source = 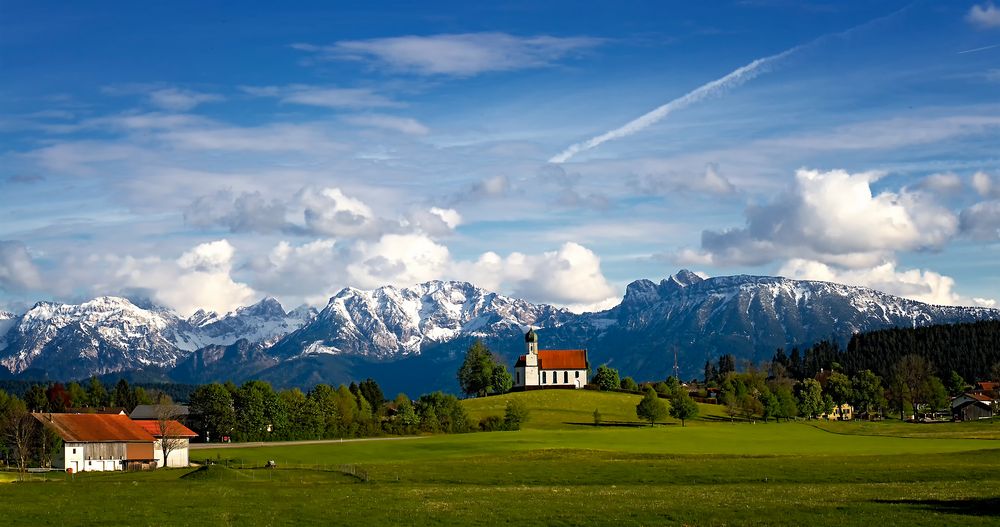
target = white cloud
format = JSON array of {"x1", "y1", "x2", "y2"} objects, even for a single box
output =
[
  {"x1": 960, "y1": 200, "x2": 1000, "y2": 240},
  {"x1": 344, "y1": 114, "x2": 429, "y2": 135},
  {"x1": 177, "y1": 240, "x2": 237, "y2": 273},
  {"x1": 257, "y1": 237, "x2": 617, "y2": 310},
  {"x1": 912, "y1": 172, "x2": 963, "y2": 195},
  {"x1": 296, "y1": 33, "x2": 603, "y2": 76},
  {"x1": 241, "y1": 85, "x2": 398, "y2": 109},
  {"x1": 968, "y1": 2, "x2": 1000, "y2": 29},
  {"x1": 348, "y1": 234, "x2": 452, "y2": 288},
  {"x1": 778, "y1": 258, "x2": 992, "y2": 307},
  {"x1": 161, "y1": 122, "x2": 344, "y2": 152},
  {"x1": 0, "y1": 241, "x2": 42, "y2": 292},
  {"x1": 694, "y1": 168, "x2": 959, "y2": 267},
  {"x1": 109, "y1": 240, "x2": 256, "y2": 317},
  {"x1": 148, "y1": 88, "x2": 223, "y2": 111},
  {"x1": 971, "y1": 171, "x2": 998, "y2": 197},
  {"x1": 633, "y1": 163, "x2": 738, "y2": 196},
  {"x1": 294, "y1": 187, "x2": 382, "y2": 238},
  {"x1": 456, "y1": 242, "x2": 618, "y2": 307}
]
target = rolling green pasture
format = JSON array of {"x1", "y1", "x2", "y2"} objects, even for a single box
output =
[{"x1": 1, "y1": 391, "x2": 998, "y2": 526}]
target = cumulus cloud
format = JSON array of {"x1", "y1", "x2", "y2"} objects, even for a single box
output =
[
  {"x1": 184, "y1": 190, "x2": 289, "y2": 233},
  {"x1": 110, "y1": 240, "x2": 256, "y2": 317},
  {"x1": 240, "y1": 85, "x2": 398, "y2": 109},
  {"x1": 343, "y1": 114, "x2": 429, "y2": 135},
  {"x1": 256, "y1": 237, "x2": 617, "y2": 311},
  {"x1": 455, "y1": 242, "x2": 618, "y2": 308},
  {"x1": 971, "y1": 171, "x2": 999, "y2": 197},
  {"x1": 295, "y1": 187, "x2": 382, "y2": 238},
  {"x1": 0, "y1": 241, "x2": 43, "y2": 293},
  {"x1": 294, "y1": 33, "x2": 602, "y2": 76},
  {"x1": 689, "y1": 168, "x2": 959, "y2": 267},
  {"x1": 778, "y1": 258, "x2": 994, "y2": 307},
  {"x1": 960, "y1": 200, "x2": 1000, "y2": 240},
  {"x1": 968, "y1": 2, "x2": 1000, "y2": 29}
]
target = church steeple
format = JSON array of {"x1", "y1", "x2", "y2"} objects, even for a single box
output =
[{"x1": 525, "y1": 328, "x2": 538, "y2": 355}]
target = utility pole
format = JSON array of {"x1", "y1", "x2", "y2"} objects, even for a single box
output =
[{"x1": 672, "y1": 346, "x2": 680, "y2": 380}]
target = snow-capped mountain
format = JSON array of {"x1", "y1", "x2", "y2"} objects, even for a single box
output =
[
  {"x1": 0, "y1": 297, "x2": 194, "y2": 379},
  {"x1": 1, "y1": 271, "x2": 997, "y2": 392},
  {"x1": 0, "y1": 296, "x2": 314, "y2": 380},
  {"x1": 540, "y1": 270, "x2": 1000, "y2": 379},
  {"x1": 189, "y1": 298, "x2": 317, "y2": 348},
  {"x1": 268, "y1": 280, "x2": 573, "y2": 360}
]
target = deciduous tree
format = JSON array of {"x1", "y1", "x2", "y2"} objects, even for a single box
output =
[{"x1": 636, "y1": 386, "x2": 667, "y2": 426}]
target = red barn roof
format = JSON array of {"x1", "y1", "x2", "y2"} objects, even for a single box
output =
[
  {"x1": 34, "y1": 413, "x2": 155, "y2": 442},
  {"x1": 134, "y1": 420, "x2": 198, "y2": 438}
]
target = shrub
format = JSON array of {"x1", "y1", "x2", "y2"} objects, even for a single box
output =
[
  {"x1": 503, "y1": 399, "x2": 530, "y2": 430},
  {"x1": 478, "y1": 415, "x2": 505, "y2": 432}
]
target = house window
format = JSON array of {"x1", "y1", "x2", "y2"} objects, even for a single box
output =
[{"x1": 564, "y1": 371, "x2": 568, "y2": 383}]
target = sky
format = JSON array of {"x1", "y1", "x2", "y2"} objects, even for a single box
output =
[{"x1": 2, "y1": 0, "x2": 1000, "y2": 317}]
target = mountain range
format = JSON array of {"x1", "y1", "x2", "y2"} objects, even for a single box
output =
[{"x1": 1, "y1": 270, "x2": 997, "y2": 395}]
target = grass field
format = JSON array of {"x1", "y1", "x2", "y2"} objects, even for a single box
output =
[{"x1": 1, "y1": 390, "x2": 999, "y2": 526}]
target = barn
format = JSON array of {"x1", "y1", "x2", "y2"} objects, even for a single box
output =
[
  {"x1": 133, "y1": 419, "x2": 198, "y2": 468},
  {"x1": 951, "y1": 393, "x2": 995, "y2": 421},
  {"x1": 34, "y1": 413, "x2": 157, "y2": 472}
]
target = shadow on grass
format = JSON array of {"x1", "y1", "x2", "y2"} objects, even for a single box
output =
[
  {"x1": 564, "y1": 421, "x2": 676, "y2": 428},
  {"x1": 874, "y1": 497, "x2": 1000, "y2": 517}
]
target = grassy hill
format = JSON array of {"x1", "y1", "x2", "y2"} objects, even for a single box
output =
[
  {"x1": 462, "y1": 388, "x2": 727, "y2": 429},
  {"x1": 3, "y1": 391, "x2": 1000, "y2": 526}
]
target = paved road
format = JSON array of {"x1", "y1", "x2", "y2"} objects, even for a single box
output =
[{"x1": 189, "y1": 435, "x2": 427, "y2": 450}]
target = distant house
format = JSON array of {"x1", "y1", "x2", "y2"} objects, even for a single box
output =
[
  {"x1": 973, "y1": 382, "x2": 998, "y2": 396},
  {"x1": 34, "y1": 413, "x2": 157, "y2": 472},
  {"x1": 513, "y1": 328, "x2": 588, "y2": 390},
  {"x1": 951, "y1": 393, "x2": 995, "y2": 421},
  {"x1": 130, "y1": 404, "x2": 190, "y2": 422},
  {"x1": 820, "y1": 403, "x2": 854, "y2": 421},
  {"x1": 133, "y1": 420, "x2": 198, "y2": 468}
]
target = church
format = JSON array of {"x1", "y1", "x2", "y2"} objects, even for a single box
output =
[{"x1": 513, "y1": 328, "x2": 588, "y2": 390}]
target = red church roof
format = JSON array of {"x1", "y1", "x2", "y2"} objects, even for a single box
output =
[{"x1": 516, "y1": 349, "x2": 587, "y2": 370}]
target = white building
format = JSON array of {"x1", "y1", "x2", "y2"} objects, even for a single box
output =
[
  {"x1": 513, "y1": 328, "x2": 588, "y2": 390},
  {"x1": 134, "y1": 420, "x2": 198, "y2": 468},
  {"x1": 34, "y1": 413, "x2": 157, "y2": 472}
]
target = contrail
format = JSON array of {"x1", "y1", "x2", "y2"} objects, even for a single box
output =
[
  {"x1": 548, "y1": 47, "x2": 798, "y2": 163},
  {"x1": 549, "y1": 5, "x2": 913, "y2": 164},
  {"x1": 958, "y1": 43, "x2": 1000, "y2": 54}
]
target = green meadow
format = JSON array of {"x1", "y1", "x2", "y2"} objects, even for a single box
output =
[{"x1": 2, "y1": 390, "x2": 999, "y2": 526}]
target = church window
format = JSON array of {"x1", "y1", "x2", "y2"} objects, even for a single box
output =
[
  {"x1": 575, "y1": 371, "x2": 580, "y2": 379},
  {"x1": 516, "y1": 372, "x2": 520, "y2": 384},
  {"x1": 564, "y1": 371, "x2": 568, "y2": 383},
  {"x1": 542, "y1": 372, "x2": 547, "y2": 383}
]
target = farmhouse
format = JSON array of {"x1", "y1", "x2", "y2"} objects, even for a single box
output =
[
  {"x1": 133, "y1": 419, "x2": 198, "y2": 468},
  {"x1": 951, "y1": 393, "x2": 995, "y2": 421},
  {"x1": 34, "y1": 413, "x2": 157, "y2": 472},
  {"x1": 820, "y1": 403, "x2": 854, "y2": 421},
  {"x1": 513, "y1": 328, "x2": 588, "y2": 390}
]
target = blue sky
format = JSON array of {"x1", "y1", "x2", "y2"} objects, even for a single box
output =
[{"x1": 2, "y1": 0, "x2": 1000, "y2": 316}]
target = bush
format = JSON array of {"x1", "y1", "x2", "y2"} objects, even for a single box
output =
[
  {"x1": 478, "y1": 415, "x2": 505, "y2": 432},
  {"x1": 503, "y1": 399, "x2": 530, "y2": 431},
  {"x1": 592, "y1": 365, "x2": 621, "y2": 391},
  {"x1": 620, "y1": 377, "x2": 639, "y2": 392}
]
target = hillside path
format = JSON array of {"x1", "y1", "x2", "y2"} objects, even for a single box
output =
[{"x1": 190, "y1": 436, "x2": 427, "y2": 450}]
